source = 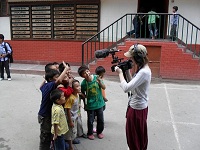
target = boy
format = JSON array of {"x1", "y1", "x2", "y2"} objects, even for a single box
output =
[
  {"x1": 170, "y1": 6, "x2": 179, "y2": 41},
  {"x1": 147, "y1": 8, "x2": 160, "y2": 39},
  {"x1": 50, "y1": 89, "x2": 69, "y2": 150},
  {"x1": 64, "y1": 80, "x2": 81, "y2": 150},
  {"x1": 95, "y1": 66, "x2": 108, "y2": 102},
  {"x1": 78, "y1": 65, "x2": 105, "y2": 140},
  {"x1": 38, "y1": 61, "x2": 69, "y2": 150}
]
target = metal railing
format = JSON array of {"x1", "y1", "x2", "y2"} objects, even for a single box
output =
[{"x1": 82, "y1": 13, "x2": 200, "y2": 65}]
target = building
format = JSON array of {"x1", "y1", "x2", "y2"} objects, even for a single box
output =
[{"x1": 0, "y1": 0, "x2": 200, "y2": 79}]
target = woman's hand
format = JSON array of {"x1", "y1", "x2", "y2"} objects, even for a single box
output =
[{"x1": 115, "y1": 66, "x2": 123, "y2": 74}]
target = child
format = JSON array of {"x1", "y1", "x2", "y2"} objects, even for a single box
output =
[
  {"x1": 60, "y1": 62, "x2": 87, "y2": 140},
  {"x1": 78, "y1": 65, "x2": 105, "y2": 140},
  {"x1": 64, "y1": 80, "x2": 81, "y2": 150},
  {"x1": 38, "y1": 61, "x2": 69, "y2": 150},
  {"x1": 59, "y1": 62, "x2": 74, "y2": 87},
  {"x1": 95, "y1": 66, "x2": 108, "y2": 102},
  {"x1": 50, "y1": 89, "x2": 69, "y2": 150},
  {"x1": 147, "y1": 8, "x2": 160, "y2": 39},
  {"x1": 76, "y1": 94, "x2": 87, "y2": 139},
  {"x1": 53, "y1": 62, "x2": 60, "y2": 71},
  {"x1": 45, "y1": 63, "x2": 58, "y2": 73},
  {"x1": 170, "y1": 6, "x2": 179, "y2": 41},
  {"x1": 40, "y1": 63, "x2": 60, "y2": 88}
]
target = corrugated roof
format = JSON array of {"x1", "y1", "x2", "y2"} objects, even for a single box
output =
[{"x1": 8, "y1": 0, "x2": 66, "y2": 2}]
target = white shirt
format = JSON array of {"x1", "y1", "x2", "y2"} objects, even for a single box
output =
[
  {"x1": 0, "y1": 42, "x2": 12, "y2": 61},
  {"x1": 120, "y1": 65, "x2": 151, "y2": 110}
]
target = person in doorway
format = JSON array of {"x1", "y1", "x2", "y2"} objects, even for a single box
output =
[
  {"x1": 115, "y1": 44, "x2": 151, "y2": 150},
  {"x1": 0, "y1": 34, "x2": 12, "y2": 81},
  {"x1": 170, "y1": 6, "x2": 179, "y2": 41},
  {"x1": 147, "y1": 8, "x2": 160, "y2": 39}
]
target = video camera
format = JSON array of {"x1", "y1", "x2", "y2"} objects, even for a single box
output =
[{"x1": 95, "y1": 49, "x2": 133, "y2": 72}]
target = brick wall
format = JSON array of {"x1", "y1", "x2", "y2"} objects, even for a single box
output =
[
  {"x1": 90, "y1": 40, "x2": 200, "y2": 80},
  {"x1": 6, "y1": 40, "x2": 83, "y2": 65},
  {"x1": 6, "y1": 40, "x2": 200, "y2": 80}
]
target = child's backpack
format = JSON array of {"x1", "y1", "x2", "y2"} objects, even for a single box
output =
[{"x1": 3, "y1": 42, "x2": 13, "y2": 63}]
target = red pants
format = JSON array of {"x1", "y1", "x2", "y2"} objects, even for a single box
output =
[{"x1": 126, "y1": 106, "x2": 148, "y2": 150}]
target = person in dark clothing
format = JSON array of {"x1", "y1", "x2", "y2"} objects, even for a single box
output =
[
  {"x1": 0, "y1": 34, "x2": 12, "y2": 81},
  {"x1": 127, "y1": 14, "x2": 144, "y2": 38}
]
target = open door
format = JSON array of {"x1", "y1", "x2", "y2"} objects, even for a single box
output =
[{"x1": 137, "y1": 0, "x2": 169, "y2": 39}]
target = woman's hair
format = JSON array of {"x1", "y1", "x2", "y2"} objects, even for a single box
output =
[
  {"x1": 50, "y1": 88, "x2": 63, "y2": 104},
  {"x1": 78, "y1": 65, "x2": 89, "y2": 77},
  {"x1": 95, "y1": 66, "x2": 106, "y2": 75},
  {"x1": 133, "y1": 53, "x2": 149, "y2": 72}
]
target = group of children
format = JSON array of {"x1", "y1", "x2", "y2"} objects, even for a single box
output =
[{"x1": 38, "y1": 61, "x2": 108, "y2": 150}]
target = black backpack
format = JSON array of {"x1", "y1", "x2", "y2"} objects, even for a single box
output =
[{"x1": 3, "y1": 42, "x2": 13, "y2": 63}]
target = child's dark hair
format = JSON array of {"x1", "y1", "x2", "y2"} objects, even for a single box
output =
[
  {"x1": 45, "y1": 69, "x2": 60, "y2": 82},
  {"x1": 173, "y1": 6, "x2": 178, "y2": 11},
  {"x1": 53, "y1": 62, "x2": 59, "y2": 65},
  {"x1": 0, "y1": 34, "x2": 4, "y2": 40},
  {"x1": 45, "y1": 63, "x2": 55, "y2": 73},
  {"x1": 95, "y1": 66, "x2": 106, "y2": 75},
  {"x1": 78, "y1": 65, "x2": 89, "y2": 77},
  {"x1": 59, "y1": 62, "x2": 70, "y2": 73},
  {"x1": 72, "y1": 79, "x2": 80, "y2": 88},
  {"x1": 50, "y1": 88, "x2": 63, "y2": 104}
]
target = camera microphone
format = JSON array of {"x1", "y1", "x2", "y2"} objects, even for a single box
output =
[
  {"x1": 95, "y1": 49, "x2": 122, "y2": 58},
  {"x1": 95, "y1": 49, "x2": 110, "y2": 58}
]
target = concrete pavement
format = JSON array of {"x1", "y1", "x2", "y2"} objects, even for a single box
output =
[{"x1": 0, "y1": 63, "x2": 200, "y2": 150}]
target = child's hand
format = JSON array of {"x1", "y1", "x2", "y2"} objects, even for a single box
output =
[
  {"x1": 79, "y1": 92, "x2": 85, "y2": 99},
  {"x1": 62, "y1": 61, "x2": 69, "y2": 70},
  {"x1": 57, "y1": 84, "x2": 64, "y2": 88},
  {"x1": 53, "y1": 134, "x2": 58, "y2": 140},
  {"x1": 69, "y1": 122, "x2": 74, "y2": 128},
  {"x1": 68, "y1": 77, "x2": 74, "y2": 87},
  {"x1": 96, "y1": 75, "x2": 102, "y2": 84}
]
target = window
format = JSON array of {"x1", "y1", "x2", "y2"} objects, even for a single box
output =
[
  {"x1": 0, "y1": 0, "x2": 8, "y2": 16},
  {"x1": 10, "y1": 2, "x2": 100, "y2": 40}
]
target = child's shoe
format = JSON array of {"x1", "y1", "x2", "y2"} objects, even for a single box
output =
[
  {"x1": 72, "y1": 138, "x2": 80, "y2": 144},
  {"x1": 97, "y1": 133, "x2": 104, "y2": 139},
  {"x1": 88, "y1": 134, "x2": 95, "y2": 140}
]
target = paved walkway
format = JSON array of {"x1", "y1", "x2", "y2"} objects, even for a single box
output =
[{"x1": 0, "y1": 63, "x2": 200, "y2": 150}]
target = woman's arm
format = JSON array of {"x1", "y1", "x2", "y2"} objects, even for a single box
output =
[{"x1": 116, "y1": 66, "x2": 145, "y2": 93}]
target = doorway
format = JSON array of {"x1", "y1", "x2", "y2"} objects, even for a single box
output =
[{"x1": 137, "y1": 0, "x2": 169, "y2": 38}]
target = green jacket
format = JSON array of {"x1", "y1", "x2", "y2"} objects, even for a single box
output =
[
  {"x1": 81, "y1": 75, "x2": 105, "y2": 110},
  {"x1": 148, "y1": 11, "x2": 159, "y2": 24}
]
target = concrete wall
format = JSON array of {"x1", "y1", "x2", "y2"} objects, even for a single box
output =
[
  {"x1": 0, "y1": 17, "x2": 11, "y2": 40},
  {"x1": 1, "y1": 0, "x2": 200, "y2": 41},
  {"x1": 168, "y1": 0, "x2": 200, "y2": 44},
  {"x1": 100, "y1": 0, "x2": 137, "y2": 29},
  {"x1": 169, "y1": 0, "x2": 200, "y2": 27}
]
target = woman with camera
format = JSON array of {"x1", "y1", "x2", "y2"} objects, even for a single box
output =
[{"x1": 115, "y1": 44, "x2": 151, "y2": 150}]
